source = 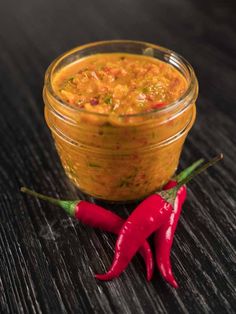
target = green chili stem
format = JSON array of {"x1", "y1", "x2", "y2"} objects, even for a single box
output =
[
  {"x1": 176, "y1": 153, "x2": 223, "y2": 189},
  {"x1": 20, "y1": 187, "x2": 78, "y2": 216},
  {"x1": 174, "y1": 158, "x2": 205, "y2": 182},
  {"x1": 160, "y1": 154, "x2": 223, "y2": 205}
]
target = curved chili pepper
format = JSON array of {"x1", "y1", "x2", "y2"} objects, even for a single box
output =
[
  {"x1": 96, "y1": 154, "x2": 223, "y2": 281},
  {"x1": 95, "y1": 194, "x2": 173, "y2": 281},
  {"x1": 155, "y1": 181, "x2": 186, "y2": 288},
  {"x1": 154, "y1": 157, "x2": 216, "y2": 288},
  {"x1": 20, "y1": 187, "x2": 154, "y2": 281}
]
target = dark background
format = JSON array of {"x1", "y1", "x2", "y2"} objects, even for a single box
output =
[{"x1": 0, "y1": 0, "x2": 236, "y2": 313}]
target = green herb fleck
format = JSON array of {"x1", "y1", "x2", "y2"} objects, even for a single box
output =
[
  {"x1": 68, "y1": 76, "x2": 75, "y2": 82},
  {"x1": 88, "y1": 163, "x2": 101, "y2": 168},
  {"x1": 118, "y1": 175, "x2": 135, "y2": 188},
  {"x1": 118, "y1": 179, "x2": 130, "y2": 188},
  {"x1": 104, "y1": 95, "x2": 113, "y2": 105},
  {"x1": 142, "y1": 87, "x2": 149, "y2": 93}
]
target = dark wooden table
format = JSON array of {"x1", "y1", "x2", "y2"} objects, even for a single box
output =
[{"x1": 0, "y1": 0, "x2": 235, "y2": 313}]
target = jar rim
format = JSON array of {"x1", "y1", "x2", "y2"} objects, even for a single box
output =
[{"x1": 45, "y1": 40, "x2": 198, "y2": 118}]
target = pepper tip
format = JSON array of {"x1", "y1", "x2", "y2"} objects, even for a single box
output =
[
  {"x1": 171, "y1": 280, "x2": 179, "y2": 289},
  {"x1": 167, "y1": 277, "x2": 179, "y2": 288}
]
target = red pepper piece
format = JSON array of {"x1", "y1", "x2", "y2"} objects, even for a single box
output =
[
  {"x1": 20, "y1": 188, "x2": 154, "y2": 281},
  {"x1": 155, "y1": 181, "x2": 186, "y2": 288},
  {"x1": 151, "y1": 102, "x2": 166, "y2": 109},
  {"x1": 95, "y1": 194, "x2": 172, "y2": 281},
  {"x1": 90, "y1": 98, "x2": 99, "y2": 106}
]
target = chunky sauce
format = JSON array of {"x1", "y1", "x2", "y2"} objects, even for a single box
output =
[{"x1": 53, "y1": 53, "x2": 187, "y2": 115}]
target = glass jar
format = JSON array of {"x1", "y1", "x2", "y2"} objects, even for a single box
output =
[{"x1": 43, "y1": 40, "x2": 198, "y2": 202}]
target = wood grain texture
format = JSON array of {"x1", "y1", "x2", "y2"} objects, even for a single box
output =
[{"x1": 0, "y1": 0, "x2": 236, "y2": 313}]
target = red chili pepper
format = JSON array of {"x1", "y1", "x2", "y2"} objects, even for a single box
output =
[
  {"x1": 155, "y1": 158, "x2": 205, "y2": 288},
  {"x1": 95, "y1": 194, "x2": 173, "y2": 281},
  {"x1": 155, "y1": 182, "x2": 186, "y2": 288},
  {"x1": 96, "y1": 154, "x2": 223, "y2": 281},
  {"x1": 20, "y1": 187, "x2": 154, "y2": 281}
]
